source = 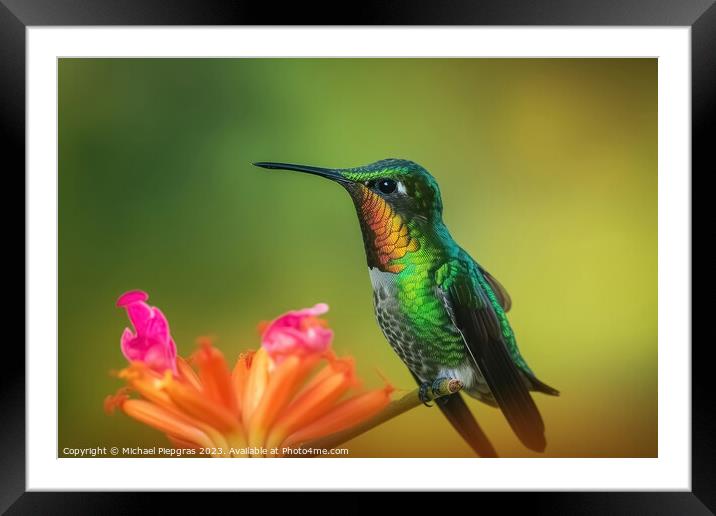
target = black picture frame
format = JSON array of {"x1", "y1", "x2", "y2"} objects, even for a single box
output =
[{"x1": 4, "y1": 0, "x2": 709, "y2": 513}]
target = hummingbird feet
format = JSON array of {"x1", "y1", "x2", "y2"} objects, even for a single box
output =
[
  {"x1": 419, "y1": 377, "x2": 457, "y2": 407},
  {"x1": 418, "y1": 381, "x2": 433, "y2": 407}
]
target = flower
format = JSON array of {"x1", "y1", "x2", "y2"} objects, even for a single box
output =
[
  {"x1": 106, "y1": 293, "x2": 393, "y2": 457},
  {"x1": 260, "y1": 303, "x2": 333, "y2": 361},
  {"x1": 117, "y1": 290, "x2": 177, "y2": 375}
]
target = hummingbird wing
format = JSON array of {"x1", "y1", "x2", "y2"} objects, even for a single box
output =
[
  {"x1": 478, "y1": 266, "x2": 512, "y2": 312},
  {"x1": 438, "y1": 262, "x2": 547, "y2": 452}
]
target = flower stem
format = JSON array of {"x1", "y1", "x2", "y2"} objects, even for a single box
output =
[{"x1": 298, "y1": 378, "x2": 463, "y2": 452}]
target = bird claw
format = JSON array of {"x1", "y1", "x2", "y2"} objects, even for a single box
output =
[
  {"x1": 418, "y1": 381, "x2": 433, "y2": 407},
  {"x1": 420, "y1": 377, "x2": 456, "y2": 406}
]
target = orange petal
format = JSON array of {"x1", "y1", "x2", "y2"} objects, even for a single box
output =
[
  {"x1": 122, "y1": 368, "x2": 232, "y2": 445},
  {"x1": 118, "y1": 362, "x2": 163, "y2": 383},
  {"x1": 256, "y1": 321, "x2": 270, "y2": 335},
  {"x1": 104, "y1": 388, "x2": 130, "y2": 414},
  {"x1": 242, "y1": 347, "x2": 270, "y2": 427},
  {"x1": 119, "y1": 365, "x2": 183, "y2": 412},
  {"x1": 283, "y1": 359, "x2": 355, "y2": 421},
  {"x1": 192, "y1": 339, "x2": 238, "y2": 416},
  {"x1": 130, "y1": 375, "x2": 176, "y2": 409},
  {"x1": 163, "y1": 374, "x2": 242, "y2": 433},
  {"x1": 247, "y1": 355, "x2": 319, "y2": 448},
  {"x1": 293, "y1": 355, "x2": 354, "y2": 398},
  {"x1": 167, "y1": 435, "x2": 201, "y2": 450},
  {"x1": 176, "y1": 356, "x2": 202, "y2": 391},
  {"x1": 265, "y1": 361, "x2": 353, "y2": 450},
  {"x1": 231, "y1": 351, "x2": 254, "y2": 416},
  {"x1": 283, "y1": 383, "x2": 394, "y2": 447},
  {"x1": 122, "y1": 399, "x2": 216, "y2": 449}
]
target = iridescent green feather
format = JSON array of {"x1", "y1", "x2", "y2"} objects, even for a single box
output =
[{"x1": 390, "y1": 234, "x2": 466, "y2": 368}]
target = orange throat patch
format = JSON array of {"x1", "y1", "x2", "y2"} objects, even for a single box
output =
[{"x1": 358, "y1": 189, "x2": 419, "y2": 273}]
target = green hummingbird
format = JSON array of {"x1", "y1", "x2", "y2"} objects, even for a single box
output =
[{"x1": 254, "y1": 158, "x2": 559, "y2": 456}]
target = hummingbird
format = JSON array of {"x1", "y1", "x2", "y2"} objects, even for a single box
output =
[{"x1": 254, "y1": 159, "x2": 559, "y2": 456}]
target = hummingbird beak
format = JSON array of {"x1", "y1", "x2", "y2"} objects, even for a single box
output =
[{"x1": 253, "y1": 162, "x2": 351, "y2": 185}]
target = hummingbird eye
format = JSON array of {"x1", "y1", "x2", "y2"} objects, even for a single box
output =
[{"x1": 377, "y1": 179, "x2": 397, "y2": 194}]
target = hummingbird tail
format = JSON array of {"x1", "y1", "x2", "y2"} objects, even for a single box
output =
[
  {"x1": 436, "y1": 392, "x2": 499, "y2": 458},
  {"x1": 528, "y1": 375, "x2": 560, "y2": 397}
]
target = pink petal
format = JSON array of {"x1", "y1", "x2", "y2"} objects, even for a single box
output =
[
  {"x1": 116, "y1": 290, "x2": 177, "y2": 374},
  {"x1": 261, "y1": 303, "x2": 333, "y2": 359},
  {"x1": 306, "y1": 303, "x2": 329, "y2": 316},
  {"x1": 120, "y1": 328, "x2": 137, "y2": 360},
  {"x1": 146, "y1": 307, "x2": 169, "y2": 343},
  {"x1": 142, "y1": 342, "x2": 178, "y2": 374},
  {"x1": 168, "y1": 337, "x2": 177, "y2": 356},
  {"x1": 303, "y1": 326, "x2": 333, "y2": 351},
  {"x1": 125, "y1": 301, "x2": 153, "y2": 335},
  {"x1": 263, "y1": 303, "x2": 329, "y2": 334},
  {"x1": 117, "y1": 290, "x2": 149, "y2": 307}
]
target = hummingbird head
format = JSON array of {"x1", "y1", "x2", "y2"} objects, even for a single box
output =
[
  {"x1": 254, "y1": 159, "x2": 444, "y2": 272},
  {"x1": 253, "y1": 158, "x2": 444, "y2": 222}
]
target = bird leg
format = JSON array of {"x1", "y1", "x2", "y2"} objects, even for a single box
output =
[
  {"x1": 418, "y1": 382, "x2": 433, "y2": 406},
  {"x1": 419, "y1": 377, "x2": 463, "y2": 406}
]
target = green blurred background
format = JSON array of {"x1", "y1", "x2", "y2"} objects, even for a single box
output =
[{"x1": 59, "y1": 58, "x2": 657, "y2": 458}]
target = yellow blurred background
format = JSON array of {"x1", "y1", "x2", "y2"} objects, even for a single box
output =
[{"x1": 59, "y1": 58, "x2": 656, "y2": 457}]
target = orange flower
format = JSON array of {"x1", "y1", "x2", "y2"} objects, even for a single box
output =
[{"x1": 105, "y1": 295, "x2": 393, "y2": 457}]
